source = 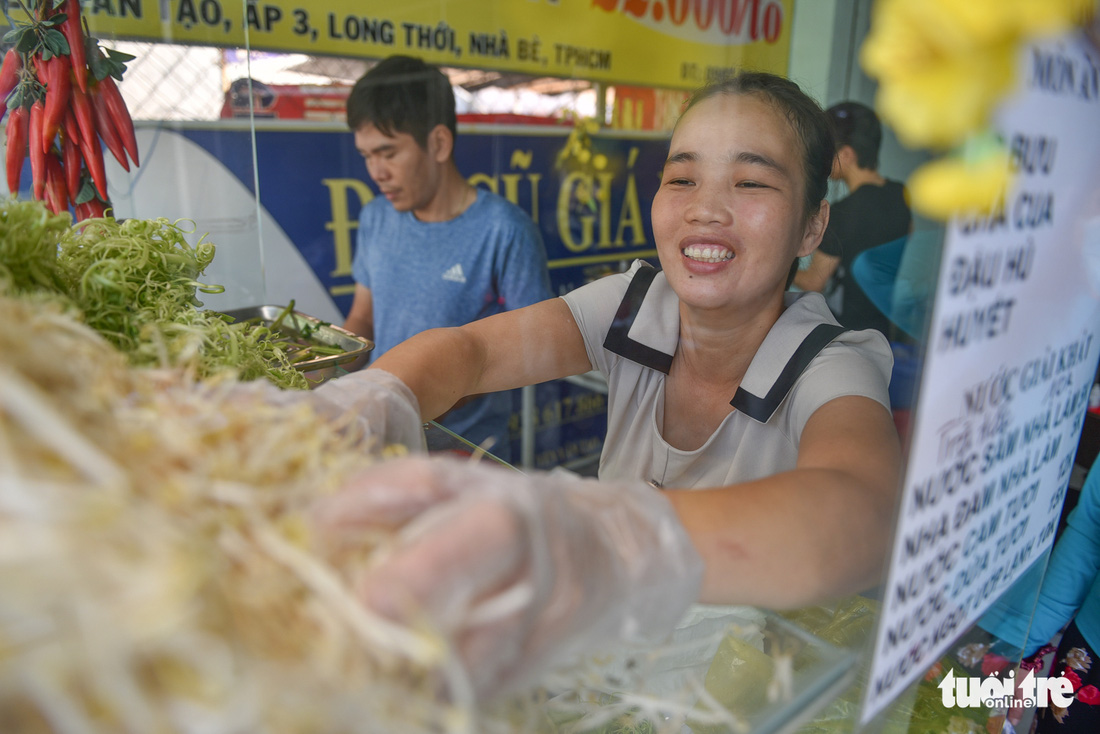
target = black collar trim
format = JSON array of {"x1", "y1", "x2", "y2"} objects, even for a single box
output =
[
  {"x1": 602, "y1": 265, "x2": 848, "y2": 422},
  {"x1": 602, "y1": 264, "x2": 674, "y2": 374},
  {"x1": 731, "y1": 323, "x2": 848, "y2": 422}
]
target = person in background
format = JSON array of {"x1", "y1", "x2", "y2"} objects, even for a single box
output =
[
  {"x1": 980, "y1": 456, "x2": 1100, "y2": 732},
  {"x1": 793, "y1": 101, "x2": 912, "y2": 339},
  {"x1": 341, "y1": 55, "x2": 553, "y2": 462},
  {"x1": 313, "y1": 71, "x2": 902, "y2": 700}
]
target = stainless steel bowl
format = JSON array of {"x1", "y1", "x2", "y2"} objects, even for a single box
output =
[{"x1": 218, "y1": 305, "x2": 373, "y2": 385}]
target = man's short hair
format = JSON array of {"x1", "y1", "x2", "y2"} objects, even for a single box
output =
[
  {"x1": 346, "y1": 55, "x2": 457, "y2": 149},
  {"x1": 826, "y1": 101, "x2": 882, "y2": 170}
]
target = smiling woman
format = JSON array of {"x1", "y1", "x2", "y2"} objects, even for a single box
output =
[{"x1": 312, "y1": 70, "x2": 902, "y2": 701}]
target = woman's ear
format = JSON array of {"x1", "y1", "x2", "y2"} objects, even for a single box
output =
[
  {"x1": 428, "y1": 124, "x2": 454, "y2": 163},
  {"x1": 798, "y1": 199, "x2": 830, "y2": 257}
]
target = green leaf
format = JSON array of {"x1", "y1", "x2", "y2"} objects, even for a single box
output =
[
  {"x1": 86, "y1": 37, "x2": 118, "y2": 81},
  {"x1": 15, "y1": 31, "x2": 36, "y2": 54},
  {"x1": 44, "y1": 28, "x2": 69, "y2": 55},
  {"x1": 106, "y1": 48, "x2": 136, "y2": 63},
  {"x1": 75, "y1": 178, "x2": 96, "y2": 205},
  {"x1": 42, "y1": 13, "x2": 66, "y2": 27}
]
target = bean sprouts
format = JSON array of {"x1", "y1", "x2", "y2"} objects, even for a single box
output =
[{"x1": 0, "y1": 200, "x2": 785, "y2": 732}]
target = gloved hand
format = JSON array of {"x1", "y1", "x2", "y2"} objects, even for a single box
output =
[
  {"x1": 312, "y1": 455, "x2": 704, "y2": 700},
  {"x1": 310, "y1": 368, "x2": 426, "y2": 453}
]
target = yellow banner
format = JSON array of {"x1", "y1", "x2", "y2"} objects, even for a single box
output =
[{"x1": 8, "y1": 0, "x2": 792, "y2": 90}]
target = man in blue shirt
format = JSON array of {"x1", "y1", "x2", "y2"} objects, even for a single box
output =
[{"x1": 342, "y1": 55, "x2": 553, "y2": 462}]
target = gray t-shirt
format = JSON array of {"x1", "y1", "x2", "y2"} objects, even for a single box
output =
[{"x1": 562, "y1": 261, "x2": 893, "y2": 489}]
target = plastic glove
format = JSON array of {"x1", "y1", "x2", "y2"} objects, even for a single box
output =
[
  {"x1": 312, "y1": 455, "x2": 704, "y2": 700},
  {"x1": 310, "y1": 368, "x2": 426, "y2": 453}
]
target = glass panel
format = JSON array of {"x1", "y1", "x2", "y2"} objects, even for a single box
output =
[
  {"x1": 90, "y1": 37, "x2": 269, "y2": 313},
  {"x1": 11, "y1": 1, "x2": 1095, "y2": 732}
]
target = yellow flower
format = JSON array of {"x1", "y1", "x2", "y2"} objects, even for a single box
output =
[
  {"x1": 1012, "y1": 0, "x2": 1098, "y2": 35},
  {"x1": 870, "y1": 41, "x2": 1017, "y2": 149},
  {"x1": 861, "y1": 0, "x2": 1096, "y2": 221},
  {"x1": 861, "y1": 0, "x2": 1020, "y2": 149},
  {"x1": 907, "y1": 149, "x2": 1013, "y2": 220},
  {"x1": 861, "y1": 0, "x2": 1097, "y2": 149}
]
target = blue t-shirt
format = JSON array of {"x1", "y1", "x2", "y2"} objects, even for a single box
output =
[{"x1": 351, "y1": 187, "x2": 553, "y2": 460}]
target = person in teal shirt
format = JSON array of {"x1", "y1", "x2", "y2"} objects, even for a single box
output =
[{"x1": 981, "y1": 457, "x2": 1100, "y2": 730}]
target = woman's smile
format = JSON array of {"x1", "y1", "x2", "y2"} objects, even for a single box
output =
[{"x1": 682, "y1": 244, "x2": 734, "y2": 263}]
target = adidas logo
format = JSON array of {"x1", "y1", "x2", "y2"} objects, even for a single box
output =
[{"x1": 442, "y1": 264, "x2": 467, "y2": 283}]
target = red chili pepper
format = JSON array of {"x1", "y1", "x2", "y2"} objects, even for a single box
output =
[
  {"x1": 62, "y1": 108, "x2": 81, "y2": 147},
  {"x1": 33, "y1": 54, "x2": 46, "y2": 85},
  {"x1": 44, "y1": 152, "x2": 69, "y2": 214},
  {"x1": 97, "y1": 75, "x2": 138, "y2": 167},
  {"x1": 84, "y1": 196, "x2": 106, "y2": 218},
  {"x1": 60, "y1": 0, "x2": 88, "y2": 94},
  {"x1": 75, "y1": 119, "x2": 108, "y2": 201},
  {"x1": 71, "y1": 84, "x2": 96, "y2": 150},
  {"x1": 0, "y1": 49, "x2": 22, "y2": 103},
  {"x1": 5, "y1": 105, "x2": 28, "y2": 194},
  {"x1": 89, "y1": 83, "x2": 129, "y2": 171},
  {"x1": 29, "y1": 100, "x2": 46, "y2": 200},
  {"x1": 61, "y1": 126, "x2": 81, "y2": 203},
  {"x1": 41, "y1": 56, "x2": 71, "y2": 154}
]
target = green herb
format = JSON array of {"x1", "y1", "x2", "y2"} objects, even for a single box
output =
[{"x1": 0, "y1": 198, "x2": 308, "y2": 389}]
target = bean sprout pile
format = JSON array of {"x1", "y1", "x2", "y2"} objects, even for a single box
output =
[
  {"x1": 0, "y1": 291, "x2": 481, "y2": 733},
  {"x1": 0, "y1": 199, "x2": 759, "y2": 734}
]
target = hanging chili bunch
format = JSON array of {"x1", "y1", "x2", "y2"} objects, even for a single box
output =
[{"x1": 1, "y1": 0, "x2": 138, "y2": 221}]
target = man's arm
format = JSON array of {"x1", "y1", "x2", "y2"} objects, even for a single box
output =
[
  {"x1": 667, "y1": 394, "x2": 901, "y2": 608},
  {"x1": 342, "y1": 284, "x2": 374, "y2": 371},
  {"x1": 793, "y1": 250, "x2": 841, "y2": 293}
]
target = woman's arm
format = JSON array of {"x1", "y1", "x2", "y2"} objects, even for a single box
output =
[
  {"x1": 313, "y1": 394, "x2": 900, "y2": 697},
  {"x1": 668, "y1": 394, "x2": 902, "y2": 608},
  {"x1": 369, "y1": 297, "x2": 593, "y2": 422}
]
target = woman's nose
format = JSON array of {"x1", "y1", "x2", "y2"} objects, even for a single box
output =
[{"x1": 684, "y1": 186, "x2": 729, "y2": 225}]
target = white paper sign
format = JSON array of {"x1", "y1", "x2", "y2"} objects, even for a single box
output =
[{"x1": 861, "y1": 32, "x2": 1100, "y2": 724}]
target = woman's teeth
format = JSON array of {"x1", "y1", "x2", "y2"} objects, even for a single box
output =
[{"x1": 683, "y1": 245, "x2": 733, "y2": 263}]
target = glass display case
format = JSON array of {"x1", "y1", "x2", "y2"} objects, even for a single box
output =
[
  {"x1": 421, "y1": 420, "x2": 863, "y2": 733},
  {"x1": 4, "y1": 1, "x2": 1098, "y2": 732},
  {"x1": 531, "y1": 606, "x2": 860, "y2": 734}
]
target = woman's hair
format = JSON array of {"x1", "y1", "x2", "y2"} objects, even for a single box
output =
[
  {"x1": 346, "y1": 55, "x2": 457, "y2": 149},
  {"x1": 681, "y1": 71, "x2": 836, "y2": 223}
]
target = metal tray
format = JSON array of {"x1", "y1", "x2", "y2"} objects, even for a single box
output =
[{"x1": 218, "y1": 305, "x2": 373, "y2": 382}]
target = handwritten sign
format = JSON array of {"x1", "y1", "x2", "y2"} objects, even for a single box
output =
[{"x1": 861, "y1": 32, "x2": 1100, "y2": 723}]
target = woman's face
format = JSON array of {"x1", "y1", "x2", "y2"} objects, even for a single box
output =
[{"x1": 651, "y1": 93, "x2": 826, "y2": 313}]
